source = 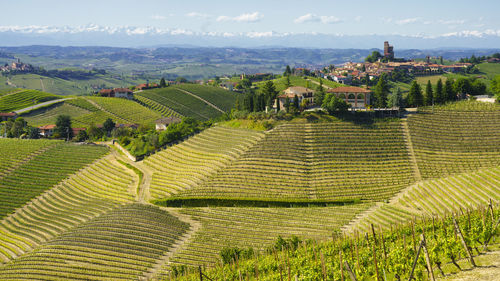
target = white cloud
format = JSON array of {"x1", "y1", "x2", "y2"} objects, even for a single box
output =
[
  {"x1": 186, "y1": 12, "x2": 210, "y2": 19},
  {"x1": 151, "y1": 15, "x2": 166, "y2": 20},
  {"x1": 216, "y1": 12, "x2": 263, "y2": 23},
  {"x1": 294, "y1": 14, "x2": 342, "y2": 24},
  {"x1": 246, "y1": 31, "x2": 274, "y2": 38},
  {"x1": 438, "y1": 19, "x2": 466, "y2": 25},
  {"x1": 354, "y1": 16, "x2": 362, "y2": 22},
  {"x1": 395, "y1": 17, "x2": 420, "y2": 25}
]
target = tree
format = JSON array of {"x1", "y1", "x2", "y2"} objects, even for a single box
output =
[
  {"x1": 365, "y1": 51, "x2": 382, "y2": 63},
  {"x1": 243, "y1": 91, "x2": 255, "y2": 111},
  {"x1": 373, "y1": 73, "x2": 389, "y2": 108},
  {"x1": 471, "y1": 79, "x2": 487, "y2": 96},
  {"x1": 240, "y1": 78, "x2": 252, "y2": 89},
  {"x1": 284, "y1": 97, "x2": 291, "y2": 113},
  {"x1": 293, "y1": 94, "x2": 300, "y2": 110},
  {"x1": 160, "y1": 77, "x2": 167, "y2": 88},
  {"x1": 55, "y1": 115, "x2": 73, "y2": 140},
  {"x1": 284, "y1": 75, "x2": 291, "y2": 88},
  {"x1": 491, "y1": 75, "x2": 500, "y2": 101},
  {"x1": 88, "y1": 124, "x2": 104, "y2": 140},
  {"x1": 322, "y1": 93, "x2": 350, "y2": 114},
  {"x1": 103, "y1": 118, "x2": 116, "y2": 136},
  {"x1": 262, "y1": 80, "x2": 278, "y2": 109},
  {"x1": 444, "y1": 79, "x2": 456, "y2": 101},
  {"x1": 28, "y1": 127, "x2": 40, "y2": 139},
  {"x1": 424, "y1": 80, "x2": 434, "y2": 106},
  {"x1": 75, "y1": 130, "x2": 89, "y2": 142},
  {"x1": 435, "y1": 79, "x2": 445, "y2": 104},
  {"x1": 284, "y1": 65, "x2": 292, "y2": 76},
  {"x1": 407, "y1": 81, "x2": 423, "y2": 107},
  {"x1": 454, "y1": 78, "x2": 472, "y2": 99},
  {"x1": 388, "y1": 87, "x2": 404, "y2": 108},
  {"x1": 314, "y1": 79, "x2": 326, "y2": 106}
]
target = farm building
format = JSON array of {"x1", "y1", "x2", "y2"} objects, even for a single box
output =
[
  {"x1": 327, "y1": 86, "x2": 371, "y2": 109},
  {"x1": 277, "y1": 86, "x2": 315, "y2": 110},
  {"x1": 155, "y1": 117, "x2": 182, "y2": 130},
  {"x1": 113, "y1": 88, "x2": 134, "y2": 99},
  {"x1": 0, "y1": 112, "x2": 17, "y2": 121},
  {"x1": 38, "y1": 124, "x2": 56, "y2": 137},
  {"x1": 99, "y1": 89, "x2": 114, "y2": 97}
]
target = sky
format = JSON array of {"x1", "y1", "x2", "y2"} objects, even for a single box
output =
[{"x1": 0, "y1": 0, "x2": 500, "y2": 48}]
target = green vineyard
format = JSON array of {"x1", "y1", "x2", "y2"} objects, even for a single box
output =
[{"x1": 0, "y1": 90, "x2": 61, "y2": 113}]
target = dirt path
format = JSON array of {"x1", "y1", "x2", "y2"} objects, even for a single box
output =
[
  {"x1": 306, "y1": 78, "x2": 332, "y2": 89},
  {"x1": 14, "y1": 98, "x2": 73, "y2": 114},
  {"x1": 401, "y1": 119, "x2": 422, "y2": 181},
  {"x1": 144, "y1": 207, "x2": 202, "y2": 281},
  {"x1": 439, "y1": 250, "x2": 500, "y2": 280},
  {"x1": 176, "y1": 88, "x2": 225, "y2": 113}
]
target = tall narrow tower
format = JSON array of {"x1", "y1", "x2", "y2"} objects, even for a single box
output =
[{"x1": 384, "y1": 41, "x2": 394, "y2": 60}]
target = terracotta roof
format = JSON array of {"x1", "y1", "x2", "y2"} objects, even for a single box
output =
[
  {"x1": 328, "y1": 87, "x2": 371, "y2": 93},
  {"x1": 99, "y1": 89, "x2": 114, "y2": 94},
  {"x1": 155, "y1": 117, "x2": 182, "y2": 125},
  {"x1": 39, "y1": 124, "x2": 56, "y2": 130},
  {"x1": 0, "y1": 112, "x2": 17, "y2": 117},
  {"x1": 113, "y1": 88, "x2": 133, "y2": 93}
]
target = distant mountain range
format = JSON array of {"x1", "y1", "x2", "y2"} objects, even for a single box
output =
[{"x1": 1, "y1": 25, "x2": 500, "y2": 49}]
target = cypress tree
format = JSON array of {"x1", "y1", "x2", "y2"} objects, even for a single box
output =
[
  {"x1": 425, "y1": 80, "x2": 434, "y2": 105},
  {"x1": 373, "y1": 73, "x2": 389, "y2": 108},
  {"x1": 408, "y1": 81, "x2": 423, "y2": 107},
  {"x1": 444, "y1": 79, "x2": 456, "y2": 101},
  {"x1": 293, "y1": 94, "x2": 300, "y2": 110},
  {"x1": 435, "y1": 79, "x2": 444, "y2": 104}
]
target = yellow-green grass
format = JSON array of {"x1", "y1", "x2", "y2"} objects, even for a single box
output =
[
  {"x1": 415, "y1": 75, "x2": 447, "y2": 86},
  {"x1": 0, "y1": 204, "x2": 190, "y2": 280},
  {"x1": 0, "y1": 156, "x2": 135, "y2": 262},
  {"x1": 0, "y1": 89, "x2": 61, "y2": 113},
  {"x1": 22, "y1": 103, "x2": 91, "y2": 128},
  {"x1": 145, "y1": 126, "x2": 265, "y2": 200}
]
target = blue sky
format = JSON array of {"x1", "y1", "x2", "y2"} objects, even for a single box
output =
[{"x1": 1, "y1": 0, "x2": 498, "y2": 37}]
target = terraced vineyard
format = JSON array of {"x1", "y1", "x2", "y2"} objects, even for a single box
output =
[
  {"x1": 134, "y1": 95, "x2": 182, "y2": 118},
  {"x1": 0, "y1": 89, "x2": 61, "y2": 112},
  {"x1": 145, "y1": 126, "x2": 265, "y2": 200},
  {"x1": 174, "y1": 84, "x2": 236, "y2": 112},
  {"x1": 0, "y1": 139, "x2": 57, "y2": 176},
  {"x1": 162, "y1": 204, "x2": 371, "y2": 271},
  {"x1": 0, "y1": 143, "x2": 108, "y2": 218},
  {"x1": 86, "y1": 97, "x2": 161, "y2": 125},
  {"x1": 174, "y1": 120, "x2": 412, "y2": 201},
  {"x1": 22, "y1": 103, "x2": 93, "y2": 128},
  {"x1": 0, "y1": 204, "x2": 190, "y2": 280},
  {"x1": 408, "y1": 107, "x2": 500, "y2": 179},
  {"x1": 135, "y1": 87, "x2": 226, "y2": 120},
  {"x1": 0, "y1": 156, "x2": 136, "y2": 261}
]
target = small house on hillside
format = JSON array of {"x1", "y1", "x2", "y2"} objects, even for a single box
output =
[
  {"x1": 155, "y1": 117, "x2": 182, "y2": 131},
  {"x1": 39, "y1": 124, "x2": 56, "y2": 137},
  {"x1": 277, "y1": 86, "x2": 315, "y2": 110},
  {"x1": 327, "y1": 86, "x2": 371, "y2": 108},
  {"x1": 0, "y1": 112, "x2": 17, "y2": 121},
  {"x1": 113, "y1": 88, "x2": 134, "y2": 99},
  {"x1": 99, "y1": 89, "x2": 115, "y2": 97}
]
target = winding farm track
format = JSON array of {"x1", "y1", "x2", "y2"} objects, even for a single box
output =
[
  {"x1": 401, "y1": 118, "x2": 422, "y2": 181},
  {"x1": 176, "y1": 88, "x2": 225, "y2": 113},
  {"x1": 14, "y1": 98, "x2": 73, "y2": 114}
]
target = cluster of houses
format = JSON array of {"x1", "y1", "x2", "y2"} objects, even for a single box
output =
[
  {"x1": 0, "y1": 58, "x2": 34, "y2": 72},
  {"x1": 98, "y1": 88, "x2": 134, "y2": 99},
  {"x1": 276, "y1": 86, "x2": 372, "y2": 110}
]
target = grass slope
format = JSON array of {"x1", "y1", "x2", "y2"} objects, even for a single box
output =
[{"x1": 0, "y1": 89, "x2": 61, "y2": 113}]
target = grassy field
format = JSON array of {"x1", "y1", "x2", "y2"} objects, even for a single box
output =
[{"x1": 0, "y1": 89, "x2": 61, "y2": 112}]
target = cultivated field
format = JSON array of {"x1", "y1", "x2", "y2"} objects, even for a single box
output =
[{"x1": 0, "y1": 89, "x2": 61, "y2": 112}]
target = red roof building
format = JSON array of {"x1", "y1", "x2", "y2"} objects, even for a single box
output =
[
  {"x1": 0, "y1": 112, "x2": 17, "y2": 121},
  {"x1": 99, "y1": 89, "x2": 114, "y2": 97}
]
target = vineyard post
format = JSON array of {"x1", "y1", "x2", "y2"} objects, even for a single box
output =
[
  {"x1": 355, "y1": 236, "x2": 360, "y2": 273},
  {"x1": 411, "y1": 220, "x2": 416, "y2": 252},
  {"x1": 287, "y1": 251, "x2": 291, "y2": 281},
  {"x1": 408, "y1": 239, "x2": 424, "y2": 281},
  {"x1": 320, "y1": 251, "x2": 326, "y2": 281},
  {"x1": 421, "y1": 234, "x2": 435, "y2": 281},
  {"x1": 371, "y1": 242, "x2": 380, "y2": 281},
  {"x1": 344, "y1": 261, "x2": 358, "y2": 281},
  {"x1": 484, "y1": 217, "x2": 500, "y2": 250},
  {"x1": 379, "y1": 225, "x2": 387, "y2": 263},
  {"x1": 371, "y1": 224, "x2": 378, "y2": 245},
  {"x1": 339, "y1": 250, "x2": 344, "y2": 281},
  {"x1": 452, "y1": 214, "x2": 476, "y2": 267},
  {"x1": 199, "y1": 266, "x2": 203, "y2": 281},
  {"x1": 489, "y1": 199, "x2": 494, "y2": 221}
]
